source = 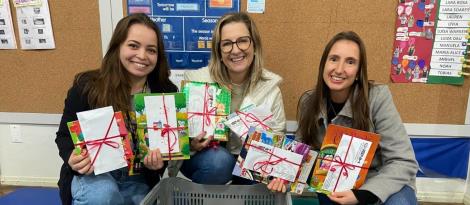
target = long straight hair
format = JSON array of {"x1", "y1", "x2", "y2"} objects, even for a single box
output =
[
  {"x1": 75, "y1": 13, "x2": 176, "y2": 113},
  {"x1": 297, "y1": 31, "x2": 371, "y2": 149},
  {"x1": 208, "y1": 12, "x2": 265, "y2": 94}
]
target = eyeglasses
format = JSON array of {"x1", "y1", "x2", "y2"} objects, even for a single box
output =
[{"x1": 220, "y1": 36, "x2": 252, "y2": 53}]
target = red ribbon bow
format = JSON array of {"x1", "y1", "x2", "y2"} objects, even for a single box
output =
[
  {"x1": 318, "y1": 134, "x2": 368, "y2": 192},
  {"x1": 187, "y1": 83, "x2": 226, "y2": 134},
  {"x1": 235, "y1": 111, "x2": 273, "y2": 137},
  {"x1": 147, "y1": 94, "x2": 185, "y2": 160},
  {"x1": 74, "y1": 115, "x2": 122, "y2": 166},
  {"x1": 245, "y1": 143, "x2": 301, "y2": 181}
]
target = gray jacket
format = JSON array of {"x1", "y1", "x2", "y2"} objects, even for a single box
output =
[{"x1": 298, "y1": 84, "x2": 418, "y2": 202}]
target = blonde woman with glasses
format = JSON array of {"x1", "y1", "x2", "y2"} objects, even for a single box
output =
[{"x1": 168, "y1": 12, "x2": 286, "y2": 185}]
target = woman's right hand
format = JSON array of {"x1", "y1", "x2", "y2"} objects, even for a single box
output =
[
  {"x1": 190, "y1": 131, "x2": 213, "y2": 151},
  {"x1": 68, "y1": 150, "x2": 94, "y2": 175},
  {"x1": 267, "y1": 178, "x2": 287, "y2": 193}
]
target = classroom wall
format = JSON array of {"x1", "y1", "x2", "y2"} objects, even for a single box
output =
[{"x1": 1, "y1": 1, "x2": 470, "y2": 204}]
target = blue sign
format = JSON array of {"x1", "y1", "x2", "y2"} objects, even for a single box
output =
[{"x1": 128, "y1": 0, "x2": 240, "y2": 69}]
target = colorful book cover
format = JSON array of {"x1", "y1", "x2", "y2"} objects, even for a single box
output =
[
  {"x1": 67, "y1": 111, "x2": 133, "y2": 175},
  {"x1": 182, "y1": 81, "x2": 231, "y2": 141},
  {"x1": 310, "y1": 124, "x2": 380, "y2": 195},
  {"x1": 232, "y1": 127, "x2": 285, "y2": 184},
  {"x1": 282, "y1": 137, "x2": 318, "y2": 194},
  {"x1": 134, "y1": 92, "x2": 190, "y2": 161},
  {"x1": 233, "y1": 128, "x2": 315, "y2": 194}
]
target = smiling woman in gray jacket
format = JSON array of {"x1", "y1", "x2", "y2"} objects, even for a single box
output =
[{"x1": 295, "y1": 31, "x2": 418, "y2": 205}]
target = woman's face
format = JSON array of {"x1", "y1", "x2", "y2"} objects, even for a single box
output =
[
  {"x1": 119, "y1": 23, "x2": 158, "y2": 83},
  {"x1": 323, "y1": 40, "x2": 360, "y2": 102},
  {"x1": 219, "y1": 22, "x2": 254, "y2": 81}
]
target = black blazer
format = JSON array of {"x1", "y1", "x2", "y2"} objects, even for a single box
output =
[{"x1": 55, "y1": 73, "x2": 177, "y2": 205}]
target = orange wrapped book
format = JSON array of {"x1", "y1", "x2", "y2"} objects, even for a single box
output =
[{"x1": 310, "y1": 124, "x2": 380, "y2": 194}]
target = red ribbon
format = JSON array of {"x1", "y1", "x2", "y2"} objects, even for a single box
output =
[
  {"x1": 187, "y1": 83, "x2": 226, "y2": 134},
  {"x1": 244, "y1": 143, "x2": 301, "y2": 181},
  {"x1": 74, "y1": 115, "x2": 122, "y2": 166},
  {"x1": 147, "y1": 94, "x2": 185, "y2": 160},
  {"x1": 318, "y1": 134, "x2": 368, "y2": 192},
  {"x1": 235, "y1": 111, "x2": 273, "y2": 137}
]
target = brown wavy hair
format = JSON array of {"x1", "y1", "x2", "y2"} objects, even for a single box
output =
[
  {"x1": 209, "y1": 12, "x2": 265, "y2": 94},
  {"x1": 75, "y1": 13, "x2": 176, "y2": 113},
  {"x1": 297, "y1": 31, "x2": 371, "y2": 149}
]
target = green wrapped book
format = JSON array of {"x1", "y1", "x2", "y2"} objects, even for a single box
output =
[
  {"x1": 134, "y1": 92, "x2": 190, "y2": 161},
  {"x1": 182, "y1": 81, "x2": 231, "y2": 141}
]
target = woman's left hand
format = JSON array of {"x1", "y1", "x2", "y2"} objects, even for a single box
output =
[
  {"x1": 143, "y1": 148, "x2": 164, "y2": 170},
  {"x1": 328, "y1": 190, "x2": 359, "y2": 205}
]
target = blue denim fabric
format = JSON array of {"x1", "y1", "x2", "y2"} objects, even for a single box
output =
[
  {"x1": 180, "y1": 146, "x2": 236, "y2": 184},
  {"x1": 71, "y1": 168, "x2": 149, "y2": 205},
  {"x1": 382, "y1": 185, "x2": 417, "y2": 205},
  {"x1": 317, "y1": 185, "x2": 417, "y2": 205}
]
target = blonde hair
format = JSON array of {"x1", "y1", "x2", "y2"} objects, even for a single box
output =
[{"x1": 209, "y1": 12, "x2": 264, "y2": 94}]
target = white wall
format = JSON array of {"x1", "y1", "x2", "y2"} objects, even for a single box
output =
[{"x1": 0, "y1": 124, "x2": 61, "y2": 186}]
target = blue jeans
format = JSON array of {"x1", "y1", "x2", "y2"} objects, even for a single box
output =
[
  {"x1": 180, "y1": 146, "x2": 236, "y2": 184},
  {"x1": 71, "y1": 168, "x2": 149, "y2": 205},
  {"x1": 382, "y1": 185, "x2": 417, "y2": 205},
  {"x1": 318, "y1": 185, "x2": 417, "y2": 205}
]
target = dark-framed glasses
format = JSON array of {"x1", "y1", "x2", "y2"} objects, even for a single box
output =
[{"x1": 220, "y1": 36, "x2": 252, "y2": 53}]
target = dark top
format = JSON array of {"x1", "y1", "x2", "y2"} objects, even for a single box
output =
[
  {"x1": 326, "y1": 99, "x2": 379, "y2": 204},
  {"x1": 55, "y1": 73, "x2": 177, "y2": 205}
]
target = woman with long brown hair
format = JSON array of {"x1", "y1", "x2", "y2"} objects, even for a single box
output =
[
  {"x1": 55, "y1": 13, "x2": 177, "y2": 205},
  {"x1": 269, "y1": 31, "x2": 418, "y2": 205}
]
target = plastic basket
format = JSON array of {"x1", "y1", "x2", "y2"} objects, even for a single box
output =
[{"x1": 140, "y1": 177, "x2": 292, "y2": 205}]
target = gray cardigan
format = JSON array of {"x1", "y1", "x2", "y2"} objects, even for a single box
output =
[{"x1": 298, "y1": 84, "x2": 418, "y2": 202}]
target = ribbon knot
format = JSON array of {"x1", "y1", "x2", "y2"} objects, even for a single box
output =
[
  {"x1": 330, "y1": 156, "x2": 355, "y2": 177},
  {"x1": 236, "y1": 111, "x2": 273, "y2": 137},
  {"x1": 253, "y1": 156, "x2": 286, "y2": 175},
  {"x1": 187, "y1": 83, "x2": 226, "y2": 134},
  {"x1": 74, "y1": 115, "x2": 122, "y2": 166},
  {"x1": 146, "y1": 94, "x2": 186, "y2": 160},
  {"x1": 244, "y1": 143, "x2": 302, "y2": 181}
]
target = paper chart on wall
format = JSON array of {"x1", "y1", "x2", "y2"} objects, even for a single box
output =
[
  {"x1": 247, "y1": 0, "x2": 265, "y2": 13},
  {"x1": 15, "y1": 0, "x2": 55, "y2": 49},
  {"x1": 390, "y1": 1, "x2": 437, "y2": 83},
  {"x1": 427, "y1": 0, "x2": 470, "y2": 85},
  {"x1": 127, "y1": 0, "x2": 240, "y2": 69},
  {"x1": 0, "y1": 0, "x2": 18, "y2": 49}
]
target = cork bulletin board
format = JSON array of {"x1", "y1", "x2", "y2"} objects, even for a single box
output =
[
  {"x1": 1, "y1": 1, "x2": 468, "y2": 125},
  {"x1": 244, "y1": 0, "x2": 469, "y2": 124},
  {"x1": 0, "y1": 1, "x2": 102, "y2": 114}
]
